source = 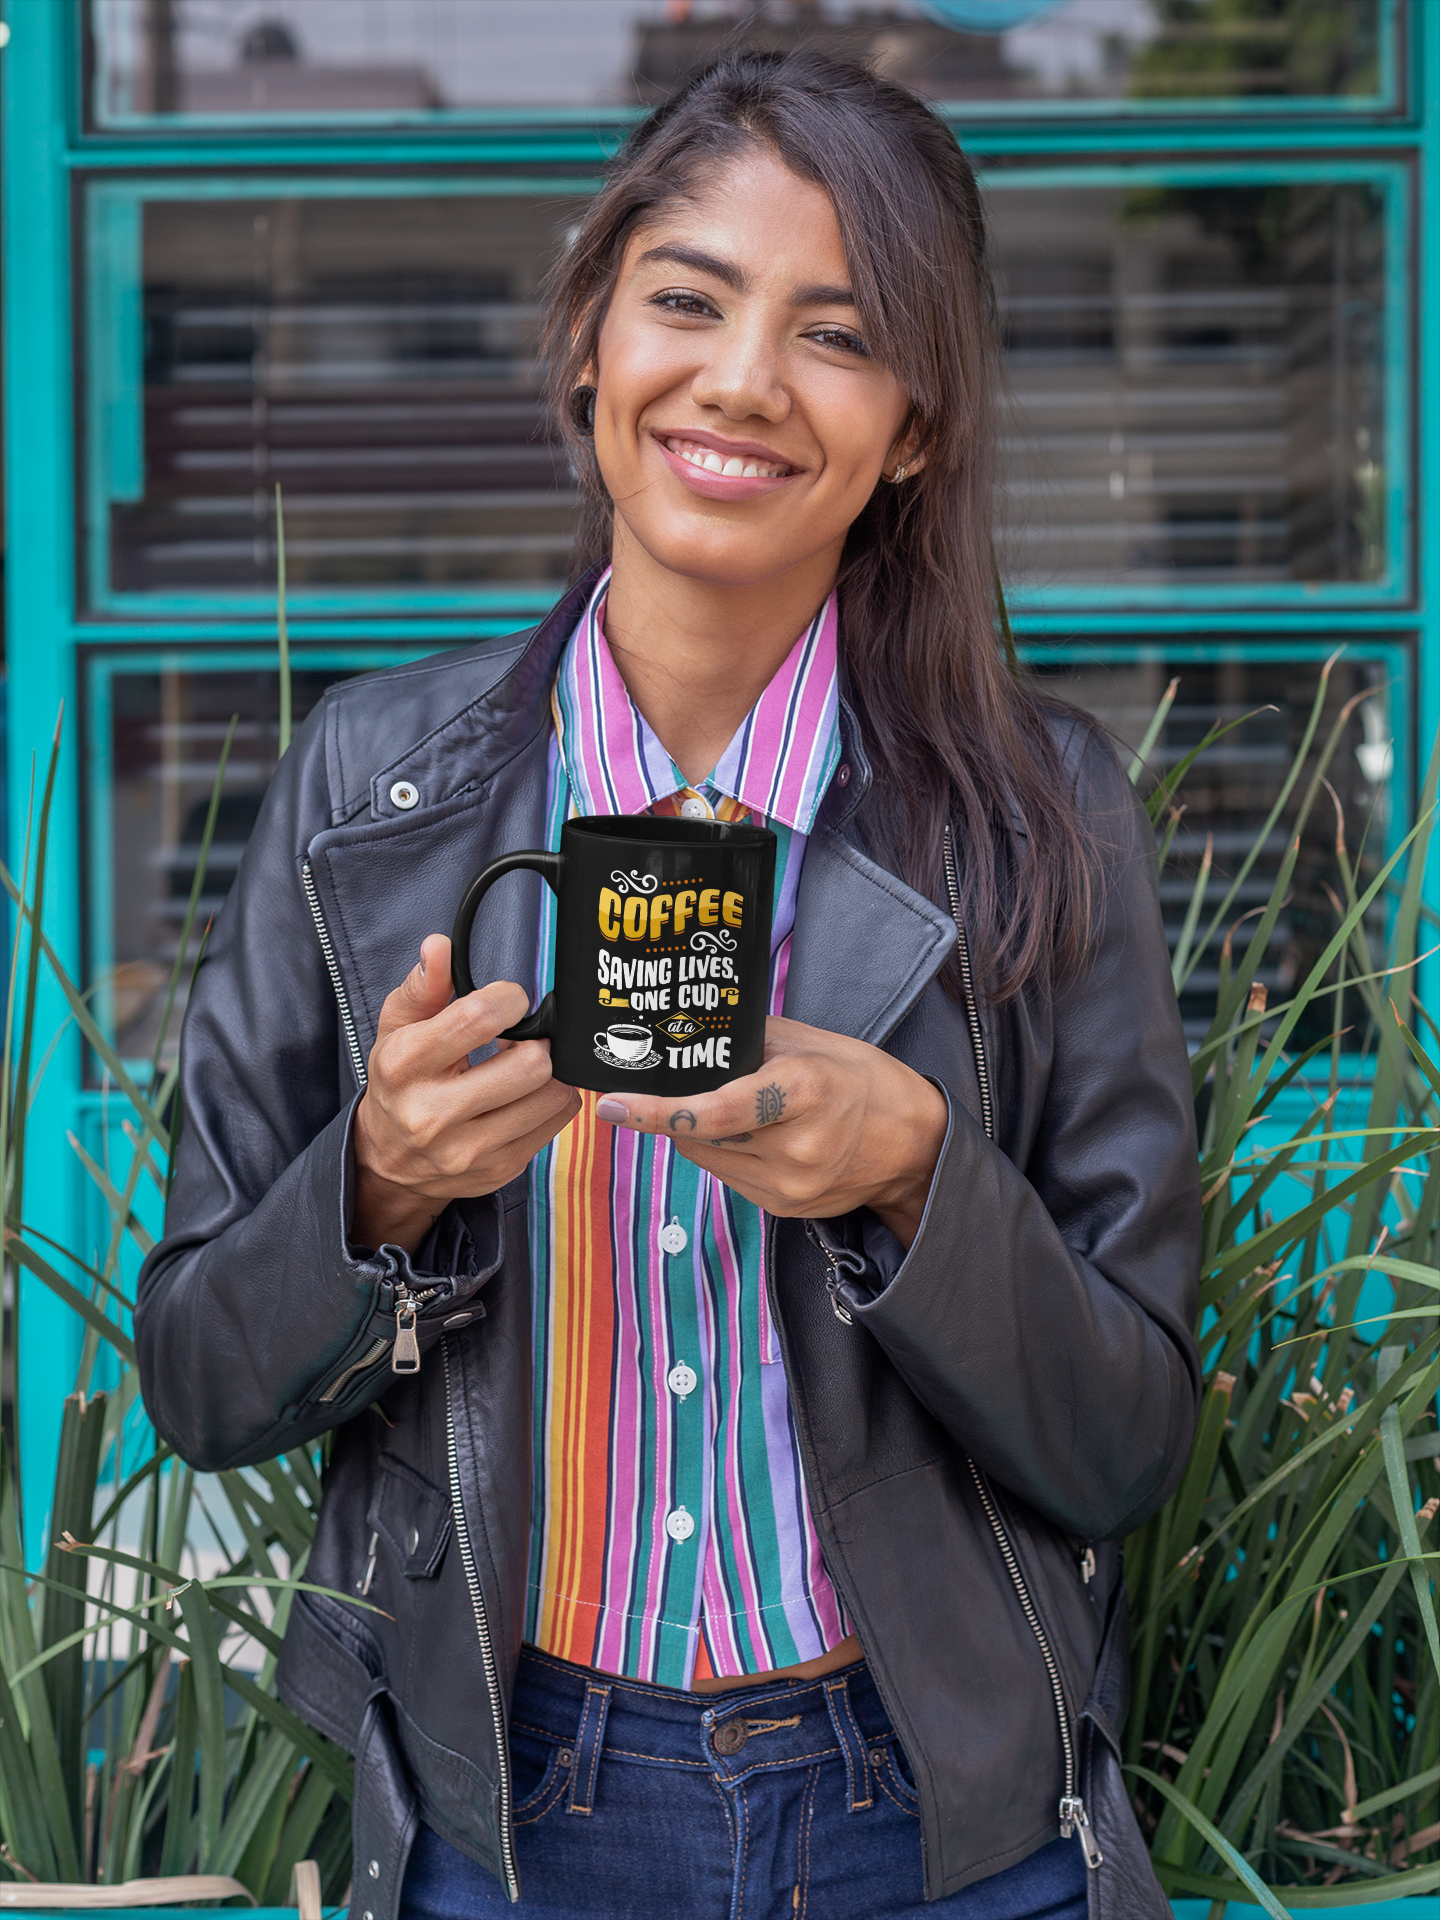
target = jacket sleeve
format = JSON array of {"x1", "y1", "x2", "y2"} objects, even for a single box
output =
[
  {"x1": 134, "y1": 699, "x2": 504, "y2": 1473},
  {"x1": 826, "y1": 729, "x2": 1202, "y2": 1542}
]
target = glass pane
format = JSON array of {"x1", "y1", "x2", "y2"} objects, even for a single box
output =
[
  {"x1": 87, "y1": 171, "x2": 1393, "y2": 610},
  {"x1": 990, "y1": 179, "x2": 1389, "y2": 589},
  {"x1": 93, "y1": 191, "x2": 586, "y2": 605},
  {"x1": 1031, "y1": 652, "x2": 1398, "y2": 1045},
  {"x1": 89, "y1": 0, "x2": 1389, "y2": 128},
  {"x1": 94, "y1": 663, "x2": 362, "y2": 1068}
]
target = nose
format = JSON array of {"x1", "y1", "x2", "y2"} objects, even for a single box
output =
[{"x1": 689, "y1": 317, "x2": 791, "y2": 425}]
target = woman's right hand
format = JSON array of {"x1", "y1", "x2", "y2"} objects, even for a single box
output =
[{"x1": 351, "y1": 932, "x2": 581, "y2": 1255}]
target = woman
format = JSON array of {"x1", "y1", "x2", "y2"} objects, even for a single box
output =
[{"x1": 136, "y1": 49, "x2": 1201, "y2": 1920}]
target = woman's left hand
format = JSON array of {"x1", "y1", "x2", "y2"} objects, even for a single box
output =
[{"x1": 594, "y1": 1016, "x2": 948, "y2": 1248}]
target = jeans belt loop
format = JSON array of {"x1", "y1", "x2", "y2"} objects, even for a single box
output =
[
  {"x1": 822, "y1": 1674, "x2": 873, "y2": 1813},
  {"x1": 566, "y1": 1680, "x2": 613, "y2": 1816}
]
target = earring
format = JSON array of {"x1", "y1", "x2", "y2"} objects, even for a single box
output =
[
  {"x1": 568, "y1": 384, "x2": 597, "y2": 437},
  {"x1": 890, "y1": 462, "x2": 909, "y2": 483}
]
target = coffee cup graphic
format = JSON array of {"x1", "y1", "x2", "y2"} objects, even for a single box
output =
[{"x1": 596, "y1": 1023, "x2": 653, "y2": 1064}]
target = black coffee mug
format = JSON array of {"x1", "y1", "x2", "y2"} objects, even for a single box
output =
[{"x1": 451, "y1": 814, "x2": 776, "y2": 1096}]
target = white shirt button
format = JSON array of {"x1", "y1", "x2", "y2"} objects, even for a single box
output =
[
  {"x1": 667, "y1": 1362, "x2": 697, "y2": 1400},
  {"x1": 659, "y1": 1219, "x2": 688, "y2": 1255},
  {"x1": 389, "y1": 780, "x2": 420, "y2": 810},
  {"x1": 665, "y1": 1506, "x2": 695, "y2": 1543},
  {"x1": 680, "y1": 795, "x2": 711, "y2": 820}
]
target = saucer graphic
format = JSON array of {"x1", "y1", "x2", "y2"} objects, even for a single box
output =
[{"x1": 593, "y1": 1044, "x2": 662, "y2": 1071}]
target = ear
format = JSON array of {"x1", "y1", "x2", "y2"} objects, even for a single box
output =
[
  {"x1": 883, "y1": 438, "x2": 927, "y2": 483},
  {"x1": 883, "y1": 413, "x2": 927, "y2": 483}
]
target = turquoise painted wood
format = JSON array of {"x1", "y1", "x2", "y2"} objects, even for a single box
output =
[
  {"x1": 3, "y1": 0, "x2": 1439, "y2": 1576},
  {"x1": 3, "y1": 0, "x2": 94, "y2": 1561}
]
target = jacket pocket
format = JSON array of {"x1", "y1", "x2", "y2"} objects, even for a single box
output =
[{"x1": 366, "y1": 1451, "x2": 453, "y2": 1580}]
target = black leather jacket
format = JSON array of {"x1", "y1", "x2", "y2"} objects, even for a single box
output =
[{"x1": 136, "y1": 572, "x2": 1202, "y2": 1912}]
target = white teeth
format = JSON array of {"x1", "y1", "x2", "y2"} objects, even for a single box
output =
[{"x1": 665, "y1": 438, "x2": 786, "y2": 479}]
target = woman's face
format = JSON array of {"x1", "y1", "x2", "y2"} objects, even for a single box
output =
[{"x1": 590, "y1": 148, "x2": 915, "y2": 592}]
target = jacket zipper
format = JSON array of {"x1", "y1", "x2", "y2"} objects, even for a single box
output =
[
  {"x1": 302, "y1": 859, "x2": 435, "y2": 1382},
  {"x1": 302, "y1": 859, "x2": 368, "y2": 1089},
  {"x1": 941, "y1": 826, "x2": 994, "y2": 1142},
  {"x1": 941, "y1": 825, "x2": 1103, "y2": 1871},
  {"x1": 442, "y1": 1339, "x2": 519, "y2": 1902}
]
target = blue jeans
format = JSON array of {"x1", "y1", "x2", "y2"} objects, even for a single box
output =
[{"x1": 400, "y1": 1645, "x2": 1088, "y2": 1919}]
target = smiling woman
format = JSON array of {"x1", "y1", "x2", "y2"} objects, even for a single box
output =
[
  {"x1": 135, "y1": 46, "x2": 1202, "y2": 1920},
  {"x1": 542, "y1": 61, "x2": 1097, "y2": 1000}
]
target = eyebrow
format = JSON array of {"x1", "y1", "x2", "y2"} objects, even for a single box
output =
[{"x1": 636, "y1": 243, "x2": 855, "y2": 309}]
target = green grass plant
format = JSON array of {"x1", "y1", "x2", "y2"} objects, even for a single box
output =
[{"x1": 1123, "y1": 656, "x2": 1440, "y2": 1906}]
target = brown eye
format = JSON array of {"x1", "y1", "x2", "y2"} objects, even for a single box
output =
[
  {"x1": 808, "y1": 326, "x2": 870, "y2": 357},
  {"x1": 651, "y1": 290, "x2": 720, "y2": 319}
]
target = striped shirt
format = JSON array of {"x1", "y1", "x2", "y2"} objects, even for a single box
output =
[{"x1": 523, "y1": 566, "x2": 849, "y2": 1687}]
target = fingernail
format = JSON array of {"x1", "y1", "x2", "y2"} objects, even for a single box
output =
[
  {"x1": 418, "y1": 945, "x2": 427, "y2": 977},
  {"x1": 595, "y1": 1097, "x2": 628, "y2": 1124}
]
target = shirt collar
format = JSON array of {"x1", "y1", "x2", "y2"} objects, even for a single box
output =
[{"x1": 552, "y1": 564, "x2": 841, "y2": 835}]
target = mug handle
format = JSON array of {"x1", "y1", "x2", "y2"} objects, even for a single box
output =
[{"x1": 451, "y1": 850, "x2": 564, "y2": 1041}]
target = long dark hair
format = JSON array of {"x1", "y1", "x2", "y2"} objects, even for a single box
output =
[{"x1": 541, "y1": 48, "x2": 1096, "y2": 1002}]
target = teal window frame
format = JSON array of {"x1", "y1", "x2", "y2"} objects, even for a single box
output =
[
  {"x1": 6, "y1": 0, "x2": 1438, "y2": 1558},
  {"x1": 79, "y1": 0, "x2": 1410, "y2": 135},
  {"x1": 79, "y1": 154, "x2": 1416, "y2": 620}
]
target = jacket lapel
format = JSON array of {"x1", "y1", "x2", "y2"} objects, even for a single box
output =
[
  {"x1": 304, "y1": 734, "x2": 553, "y2": 1063},
  {"x1": 784, "y1": 825, "x2": 957, "y2": 1047}
]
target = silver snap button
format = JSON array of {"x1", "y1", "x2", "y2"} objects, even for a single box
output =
[
  {"x1": 389, "y1": 780, "x2": 420, "y2": 810},
  {"x1": 680, "y1": 795, "x2": 711, "y2": 820},
  {"x1": 442, "y1": 1310, "x2": 473, "y2": 1330},
  {"x1": 363, "y1": 1911, "x2": 374, "y2": 1919},
  {"x1": 837, "y1": 763, "x2": 851, "y2": 786},
  {"x1": 659, "y1": 1218, "x2": 688, "y2": 1256},
  {"x1": 406, "y1": 1525, "x2": 420, "y2": 1556},
  {"x1": 557, "y1": 1747, "x2": 573, "y2": 1768},
  {"x1": 367, "y1": 1861, "x2": 380, "y2": 1880},
  {"x1": 667, "y1": 1361, "x2": 697, "y2": 1400},
  {"x1": 665, "y1": 1506, "x2": 695, "y2": 1543},
  {"x1": 870, "y1": 1749, "x2": 886, "y2": 1769}
]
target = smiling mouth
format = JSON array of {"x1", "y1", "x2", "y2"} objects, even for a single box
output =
[{"x1": 660, "y1": 435, "x2": 797, "y2": 480}]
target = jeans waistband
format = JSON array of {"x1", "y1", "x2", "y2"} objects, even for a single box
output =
[{"x1": 511, "y1": 1644, "x2": 902, "y2": 1806}]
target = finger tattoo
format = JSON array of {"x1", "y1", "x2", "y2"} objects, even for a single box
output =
[
  {"x1": 708, "y1": 1131, "x2": 754, "y2": 1146},
  {"x1": 755, "y1": 1083, "x2": 786, "y2": 1126},
  {"x1": 669, "y1": 1109, "x2": 698, "y2": 1133}
]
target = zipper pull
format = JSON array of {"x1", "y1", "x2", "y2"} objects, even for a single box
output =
[
  {"x1": 822, "y1": 1260, "x2": 854, "y2": 1325},
  {"x1": 357, "y1": 1530, "x2": 378, "y2": 1596},
  {"x1": 1079, "y1": 1546, "x2": 1096, "y2": 1584},
  {"x1": 392, "y1": 1292, "x2": 421, "y2": 1374},
  {"x1": 1059, "y1": 1795, "x2": 1104, "y2": 1869}
]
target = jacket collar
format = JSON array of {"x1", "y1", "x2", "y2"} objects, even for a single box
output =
[{"x1": 368, "y1": 565, "x2": 605, "y2": 821}]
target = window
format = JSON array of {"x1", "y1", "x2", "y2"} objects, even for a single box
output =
[
  {"x1": 87, "y1": 0, "x2": 1402, "y2": 131},
  {"x1": 1031, "y1": 644, "x2": 1408, "y2": 1044},
  {"x1": 988, "y1": 168, "x2": 1401, "y2": 602},
  {"x1": 81, "y1": 163, "x2": 1406, "y2": 616},
  {"x1": 84, "y1": 182, "x2": 592, "y2": 614},
  {"x1": 83, "y1": 648, "x2": 419, "y2": 1071}
]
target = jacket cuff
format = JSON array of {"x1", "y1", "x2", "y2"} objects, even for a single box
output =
[
  {"x1": 338, "y1": 1091, "x2": 504, "y2": 1307},
  {"x1": 806, "y1": 1084, "x2": 954, "y2": 1311}
]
